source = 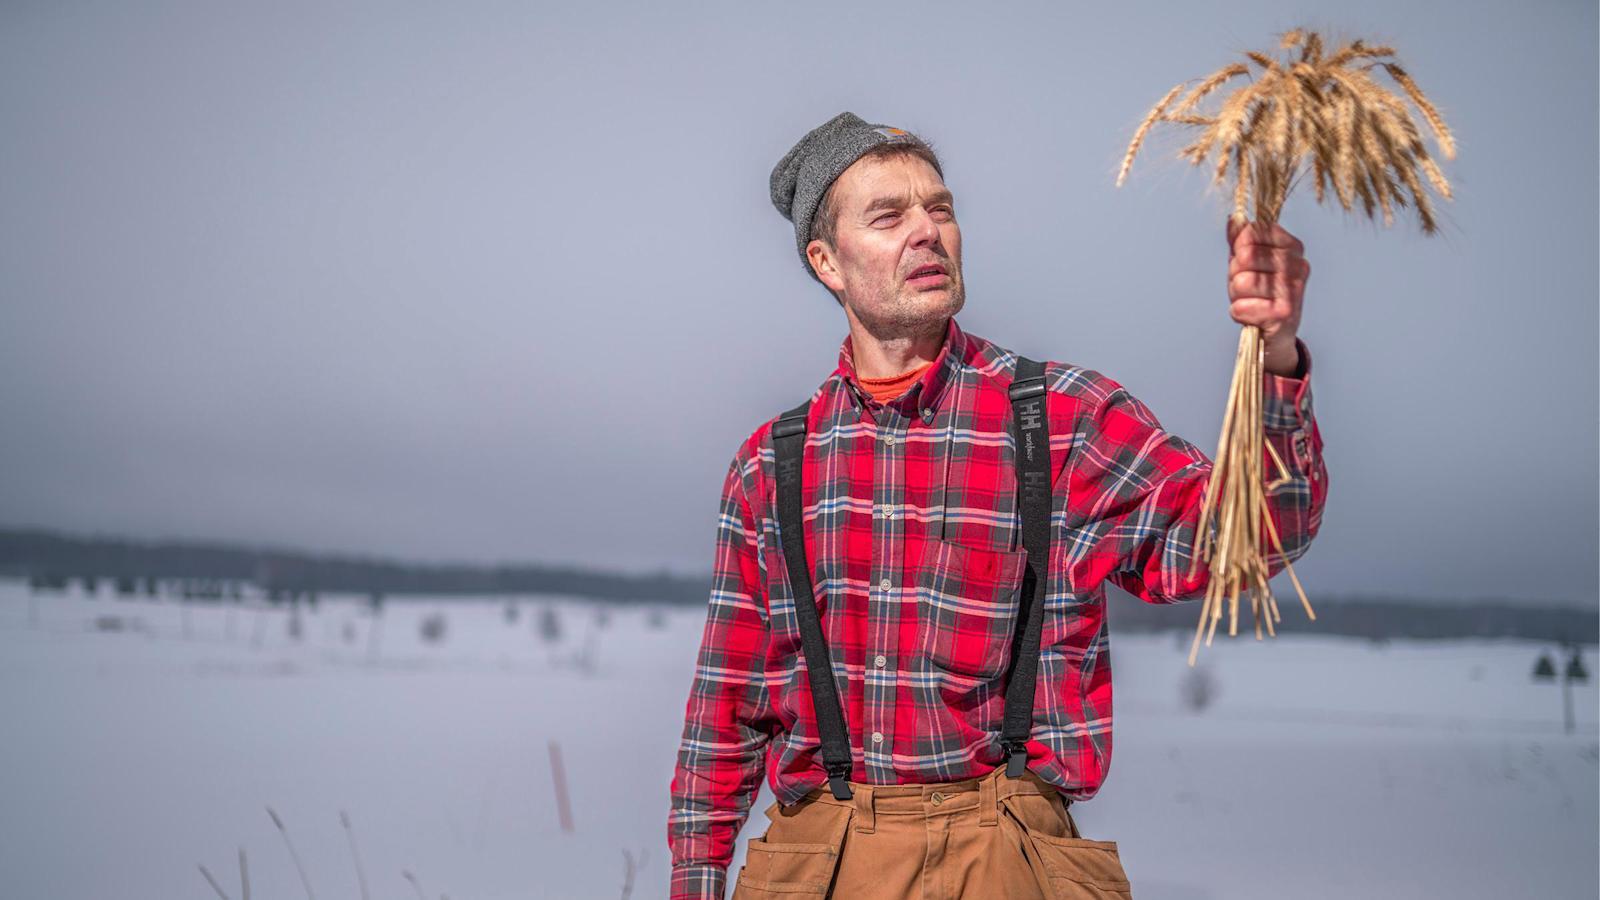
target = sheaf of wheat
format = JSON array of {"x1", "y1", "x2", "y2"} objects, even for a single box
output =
[{"x1": 1113, "y1": 27, "x2": 1456, "y2": 666}]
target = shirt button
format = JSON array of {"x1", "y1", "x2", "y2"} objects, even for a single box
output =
[
  {"x1": 883, "y1": 434, "x2": 896, "y2": 445},
  {"x1": 879, "y1": 578, "x2": 891, "y2": 591},
  {"x1": 871, "y1": 732, "x2": 884, "y2": 744},
  {"x1": 921, "y1": 408, "x2": 933, "y2": 419},
  {"x1": 874, "y1": 654, "x2": 887, "y2": 668}
]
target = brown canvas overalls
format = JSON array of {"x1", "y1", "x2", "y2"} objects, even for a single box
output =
[{"x1": 730, "y1": 762, "x2": 1133, "y2": 899}]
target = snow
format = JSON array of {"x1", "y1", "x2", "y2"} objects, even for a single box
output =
[{"x1": 0, "y1": 581, "x2": 1594, "y2": 899}]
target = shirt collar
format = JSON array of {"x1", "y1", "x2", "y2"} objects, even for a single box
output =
[{"x1": 836, "y1": 316, "x2": 967, "y2": 423}]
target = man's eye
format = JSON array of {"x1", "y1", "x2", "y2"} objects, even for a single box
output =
[{"x1": 874, "y1": 206, "x2": 951, "y2": 224}]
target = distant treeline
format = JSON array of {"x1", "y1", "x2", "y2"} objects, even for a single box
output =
[
  {"x1": 1105, "y1": 590, "x2": 1597, "y2": 647},
  {"x1": 0, "y1": 527, "x2": 708, "y2": 605},
  {"x1": 0, "y1": 526, "x2": 1594, "y2": 644}
]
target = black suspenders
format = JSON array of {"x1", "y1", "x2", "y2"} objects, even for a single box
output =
[
  {"x1": 1002, "y1": 356, "x2": 1052, "y2": 777},
  {"x1": 772, "y1": 401, "x2": 855, "y2": 800},
  {"x1": 770, "y1": 357, "x2": 1053, "y2": 801}
]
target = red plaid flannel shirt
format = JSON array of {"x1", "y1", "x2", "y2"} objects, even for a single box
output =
[{"x1": 668, "y1": 316, "x2": 1327, "y2": 899}]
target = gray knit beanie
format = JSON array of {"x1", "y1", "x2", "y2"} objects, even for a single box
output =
[{"x1": 769, "y1": 111, "x2": 935, "y2": 282}]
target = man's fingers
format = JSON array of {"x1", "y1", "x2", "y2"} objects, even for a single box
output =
[
  {"x1": 1229, "y1": 269, "x2": 1297, "y2": 301},
  {"x1": 1231, "y1": 221, "x2": 1304, "y2": 256},
  {"x1": 1228, "y1": 297, "x2": 1278, "y2": 327},
  {"x1": 1227, "y1": 220, "x2": 1306, "y2": 332},
  {"x1": 1229, "y1": 244, "x2": 1305, "y2": 275}
]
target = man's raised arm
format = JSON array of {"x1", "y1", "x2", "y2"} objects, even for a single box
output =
[{"x1": 1059, "y1": 337, "x2": 1329, "y2": 603}]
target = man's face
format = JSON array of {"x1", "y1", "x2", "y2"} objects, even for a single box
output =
[{"x1": 808, "y1": 154, "x2": 964, "y2": 334}]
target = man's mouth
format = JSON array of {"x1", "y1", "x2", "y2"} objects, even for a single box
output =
[{"x1": 908, "y1": 264, "x2": 948, "y2": 283}]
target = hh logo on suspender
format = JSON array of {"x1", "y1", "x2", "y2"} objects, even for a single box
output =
[{"x1": 1015, "y1": 395, "x2": 1049, "y2": 511}]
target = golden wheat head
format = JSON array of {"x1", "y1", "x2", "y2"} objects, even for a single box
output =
[{"x1": 1115, "y1": 27, "x2": 1456, "y2": 234}]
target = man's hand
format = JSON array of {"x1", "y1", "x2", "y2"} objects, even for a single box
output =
[{"x1": 1226, "y1": 219, "x2": 1309, "y2": 376}]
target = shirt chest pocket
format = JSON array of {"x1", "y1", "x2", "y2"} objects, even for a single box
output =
[{"x1": 916, "y1": 538, "x2": 1029, "y2": 681}]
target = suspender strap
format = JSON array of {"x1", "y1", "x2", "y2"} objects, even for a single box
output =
[
  {"x1": 1001, "y1": 357, "x2": 1052, "y2": 778},
  {"x1": 772, "y1": 399, "x2": 856, "y2": 801}
]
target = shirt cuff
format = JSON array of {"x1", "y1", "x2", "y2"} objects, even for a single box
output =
[
  {"x1": 671, "y1": 862, "x2": 728, "y2": 900},
  {"x1": 1263, "y1": 336, "x2": 1314, "y2": 434}
]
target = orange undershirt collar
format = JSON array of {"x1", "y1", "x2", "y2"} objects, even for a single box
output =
[{"x1": 857, "y1": 361, "x2": 933, "y2": 402}]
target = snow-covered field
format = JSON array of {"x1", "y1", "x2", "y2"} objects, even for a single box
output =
[{"x1": 0, "y1": 581, "x2": 1593, "y2": 900}]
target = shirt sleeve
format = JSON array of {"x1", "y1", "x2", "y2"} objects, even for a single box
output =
[
  {"x1": 668, "y1": 453, "x2": 777, "y2": 900},
  {"x1": 1062, "y1": 337, "x2": 1328, "y2": 603}
]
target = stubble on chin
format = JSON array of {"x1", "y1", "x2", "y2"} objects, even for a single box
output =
[{"x1": 856, "y1": 276, "x2": 964, "y2": 341}]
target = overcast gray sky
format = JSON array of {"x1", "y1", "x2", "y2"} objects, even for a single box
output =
[{"x1": 1, "y1": 0, "x2": 1594, "y2": 608}]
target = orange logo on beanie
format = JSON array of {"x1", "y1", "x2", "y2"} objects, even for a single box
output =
[{"x1": 874, "y1": 127, "x2": 908, "y2": 138}]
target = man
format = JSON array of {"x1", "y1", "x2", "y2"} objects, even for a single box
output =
[{"x1": 668, "y1": 111, "x2": 1327, "y2": 900}]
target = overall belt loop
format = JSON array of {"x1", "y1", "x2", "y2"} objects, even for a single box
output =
[
  {"x1": 853, "y1": 782, "x2": 876, "y2": 834},
  {"x1": 979, "y1": 767, "x2": 999, "y2": 827}
]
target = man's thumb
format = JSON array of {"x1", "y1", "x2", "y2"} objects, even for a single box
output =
[{"x1": 1226, "y1": 216, "x2": 1255, "y2": 254}]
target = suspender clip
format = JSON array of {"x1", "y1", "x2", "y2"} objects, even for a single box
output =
[
  {"x1": 825, "y1": 761, "x2": 854, "y2": 800},
  {"x1": 1003, "y1": 740, "x2": 1029, "y2": 779}
]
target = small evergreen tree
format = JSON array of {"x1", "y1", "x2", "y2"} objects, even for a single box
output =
[
  {"x1": 537, "y1": 605, "x2": 562, "y2": 644},
  {"x1": 419, "y1": 612, "x2": 448, "y2": 645}
]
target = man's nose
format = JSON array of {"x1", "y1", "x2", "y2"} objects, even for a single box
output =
[{"x1": 908, "y1": 207, "x2": 942, "y2": 247}]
